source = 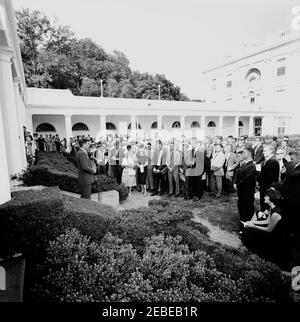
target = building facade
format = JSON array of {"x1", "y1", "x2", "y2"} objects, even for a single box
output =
[
  {"x1": 26, "y1": 87, "x2": 292, "y2": 142},
  {"x1": 202, "y1": 28, "x2": 300, "y2": 137}
]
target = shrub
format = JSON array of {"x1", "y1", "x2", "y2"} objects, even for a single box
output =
[
  {"x1": 36, "y1": 229, "x2": 290, "y2": 302},
  {"x1": 34, "y1": 229, "x2": 243, "y2": 302},
  {"x1": 112, "y1": 204, "x2": 202, "y2": 253},
  {"x1": 0, "y1": 187, "x2": 65, "y2": 259},
  {"x1": 0, "y1": 187, "x2": 120, "y2": 301}
]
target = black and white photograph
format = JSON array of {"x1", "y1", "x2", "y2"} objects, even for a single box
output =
[{"x1": 1, "y1": 0, "x2": 300, "y2": 311}]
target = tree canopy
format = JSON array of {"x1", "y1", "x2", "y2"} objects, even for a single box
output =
[{"x1": 16, "y1": 8, "x2": 189, "y2": 101}]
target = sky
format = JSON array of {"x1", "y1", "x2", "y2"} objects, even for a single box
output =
[{"x1": 12, "y1": 0, "x2": 300, "y2": 99}]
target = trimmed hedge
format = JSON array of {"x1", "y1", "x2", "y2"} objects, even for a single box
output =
[
  {"x1": 0, "y1": 187, "x2": 120, "y2": 301},
  {"x1": 0, "y1": 187, "x2": 65, "y2": 259},
  {"x1": 34, "y1": 229, "x2": 291, "y2": 302},
  {"x1": 21, "y1": 152, "x2": 128, "y2": 201},
  {"x1": 0, "y1": 187, "x2": 292, "y2": 302}
]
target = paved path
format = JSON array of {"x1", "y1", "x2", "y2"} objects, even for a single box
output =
[
  {"x1": 191, "y1": 208, "x2": 242, "y2": 249},
  {"x1": 117, "y1": 191, "x2": 161, "y2": 211}
]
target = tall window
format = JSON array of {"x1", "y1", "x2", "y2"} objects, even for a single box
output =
[
  {"x1": 72, "y1": 123, "x2": 89, "y2": 131},
  {"x1": 36, "y1": 123, "x2": 56, "y2": 132},
  {"x1": 277, "y1": 66, "x2": 286, "y2": 76},
  {"x1": 212, "y1": 78, "x2": 216, "y2": 90},
  {"x1": 106, "y1": 122, "x2": 116, "y2": 130},
  {"x1": 250, "y1": 97, "x2": 255, "y2": 104},
  {"x1": 254, "y1": 118, "x2": 262, "y2": 136},
  {"x1": 207, "y1": 121, "x2": 216, "y2": 128},
  {"x1": 191, "y1": 121, "x2": 200, "y2": 128},
  {"x1": 226, "y1": 80, "x2": 232, "y2": 88}
]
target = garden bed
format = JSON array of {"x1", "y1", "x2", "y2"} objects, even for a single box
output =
[{"x1": 0, "y1": 187, "x2": 293, "y2": 302}]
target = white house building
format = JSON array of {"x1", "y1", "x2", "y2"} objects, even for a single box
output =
[
  {"x1": 0, "y1": 0, "x2": 299, "y2": 205},
  {"x1": 202, "y1": 28, "x2": 300, "y2": 137}
]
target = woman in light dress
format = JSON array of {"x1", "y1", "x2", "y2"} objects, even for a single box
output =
[{"x1": 121, "y1": 145, "x2": 137, "y2": 196}]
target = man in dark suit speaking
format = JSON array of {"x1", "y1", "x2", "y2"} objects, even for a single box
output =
[{"x1": 76, "y1": 139, "x2": 96, "y2": 199}]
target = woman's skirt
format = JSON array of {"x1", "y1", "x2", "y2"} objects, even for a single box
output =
[
  {"x1": 137, "y1": 166, "x2": 148, "y2": 184},
  {"x1": 122, "y1": 168, "x2": 136, "y2": 187}
]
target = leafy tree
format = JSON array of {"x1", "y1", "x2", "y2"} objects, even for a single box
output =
[{"x1": 16, "y1": 8, "x2": 189, "y2": 101}]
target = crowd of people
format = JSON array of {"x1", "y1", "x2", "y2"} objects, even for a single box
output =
[{"x1": 25, "y1": 129, "x2": 300, "y2": 270}]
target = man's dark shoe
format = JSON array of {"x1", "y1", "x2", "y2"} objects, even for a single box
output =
[
  {"x1": 168, "y1": 193, "x2": 173, "y2": 197},
  {"x1": 159, "y1": 191, "x2": 165, "y2": 196},
  {"x1": 187, "y1": 196, "x2": 193, "y2": 200},
  {"x1": 184, "y1": 195, "x2": 188, "y2": 200},
  {"x1": 193, "y1": 197, "x2": 200, "y2": 202},
  {"x1": 151, "y1": 192, "x2": 158, "y2": 196},
  {"x1": 175, "y1": 194, "x2": 180, "y2": 198}
]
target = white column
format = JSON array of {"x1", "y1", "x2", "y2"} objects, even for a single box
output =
[
  {"x1": 13, "y1": 78, "x2": 27, "y2": 170},
  {"x1": 219, "y1": 116, "x2": 223, "y2": 136},
  {"x1": 180, "y1": 115, "x2": 185, "y2": 131},
  {"x1": 64, "y1": 114, "x2": 72, "y2": 144},
  {"x1": 249, "y1": 116, "x2": 254, "y2": 138},
  {"x1": 234, "y1": 116, "x2": 239, "y2": 138},
  {"x1": 26, "y1": 112, "x2": 33, "y2": 134},
  {"x1": 0, "y1": 48, "x2": 23, "y2": 175},
  {"x1": 201, "y1": 116, "x2": 206, "y2": 137},
  {"x1": 100, "y1": 114, "x2": 106, "y2": 136},
  {"x1": 131, "y1": 114, "x2": 137, "y2": 131},
  {"x1": 0, "y1": 100, "x2": 11, "y2": 204},
  {"x1": 157, "y1": 115, "x2": 162, "y2": 131}
]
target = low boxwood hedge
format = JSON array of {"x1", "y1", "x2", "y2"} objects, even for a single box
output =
[
  {"x1": 34, "y1": 228, "x2": 292, "y2": 302},
  {"x1": 0, "y1": 187, "x2": 120, "y2": 301}
]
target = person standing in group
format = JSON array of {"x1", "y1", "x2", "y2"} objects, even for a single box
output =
[
  {"x1": 75, "y1": 139, "x2": 96, "y2": 199},
  {"x1": 151, "y1": 140, "x2": 167, "y2": 196},
  {"x1": 234, "y1": 147, "x2": 256, "y2": 225},
  {"x1": 223, "y1": 144, "x2": 237, "y2": 197},
  {"x1": 55, "y1": 134, "x2": 61, "y2": 153},
  {"x1": 146, "y1": 142, "x2": 154, "y2": 193},
  {"x1": 121, "y1": 145, "x2": 136, "y2": 196},
  {"x1": 184, "y1": 138, "x2": 204, "y2": 201},
  {"x1": 257, "y1": 145, "x2": 280, "y2": 212},
  {"x1": 253, "y1": 137, "x2": 265, "y2": 178},
  {"x1": 136, "y1": 144, "x2": 148, "y2": 196},
  {"x1": 166, "y1": 140, "x2": 181, "y2": 197},
  {"x1": 109, "y1": 140, "x2": 124, "y2": 184},
  {"x1": 37, "y1": 134, "x2": 45, "y2": 152},
  {"x1": 94, "y1": 142, "x2": 108, "y2": 175},
  {"x1": 210, "y1": 144, "x2": 225, "y2": 198}
]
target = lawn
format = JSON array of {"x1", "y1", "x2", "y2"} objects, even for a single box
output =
[{"x1": 167, "y1": 193, "x2": 240, "y2": 233}]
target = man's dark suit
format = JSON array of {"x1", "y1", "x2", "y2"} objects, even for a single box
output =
[
  {"x1": 254, "y1": 145, "x2": 265, "y2": 165},
  {"x1": 236, "y1": 160, "x2": 256, "y2": 222},
  {"x1": 257, "y1": 157, "x2": 280, "y2": 211},
  {"x1": 76, "y1": 149, "x2": 94, "y2": 199}
]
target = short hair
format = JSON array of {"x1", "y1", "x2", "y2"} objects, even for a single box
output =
[
  {"x1": 273, "y1": 136, "x2": 278, "y2": 141},
  {"x1": 228, "y1": 135, "x2": 233, "y2": 139},
  {"x1": 245, "y1": 147, "x2": 254, "y2": 159},
  {"x1": 265, "y1": 145, "x2": 275, "y2": 154},
  {"x1": 266, "y1": 187, "x2": 283, "y2": 207},
  {"x1": 127, "y1": 144, "x2": 131, "y2": 150},
  {"x1": 78, "y1": 139, "x2": 88, "y2": 147}
]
